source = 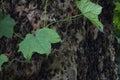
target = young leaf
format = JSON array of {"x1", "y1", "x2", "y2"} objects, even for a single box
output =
[
  {"x1": 35, "y1": 27, "x2": 61, "y2": 43},
  {"x1": 0, "y1": 15, "x2": 15, "y2": 38},
  {"x1": 18, "y1": 27, "x2": 61, "y2": 60},
  {"x1": 76, "y1": 0, "x2": 103, "y2": 31},
  {"x1": 0, "y1": 54, "x2": 8, "y2": 67}
]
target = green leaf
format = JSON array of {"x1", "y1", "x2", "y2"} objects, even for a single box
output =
[
  {"x1": 19, "y1": 27, "x2": 61, "y2": 60},
  {"x1": 35, "y1": 27, "x2": 61, "y2": 43},
  {"x1": 0, "y1": 15, "x2": 15, "y2": 38},
  {"x1": 0, "y1": 54, "x2": 8, "y2": 67},
  {"x1": 115, "y1": 2, "x2": 120, "y2": 12},
  {"x1": 76, "y1": 0, "x2": 103, "y2": 31},
  {"x1": 116, "y1": 37, "x2": 120, "y2": 44},
  {"x1": 114, "y1": 12, "x2": 120, "y2": 29},
  {"x1": 113, "y1": 2, "x2": 120, "y2": 39},
  {"x1": 114, "y1": 2, "x2": 120, "y2": 29}
]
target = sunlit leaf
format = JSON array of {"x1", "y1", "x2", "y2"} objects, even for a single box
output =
[
  {"x1": 19, "y1": 27, "x2": 61, "y2": 60},
  {"x1": 76, "y1": 0, "x2": 103, "y2": 31}
]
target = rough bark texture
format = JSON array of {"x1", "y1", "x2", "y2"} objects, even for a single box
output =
[{"x1": 0, "y1": 0, "x2": 118, "y2": 80}]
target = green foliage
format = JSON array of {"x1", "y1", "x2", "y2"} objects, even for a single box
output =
[
  {"x1": 0, "y1": 12, "x2": 6, "y2": 21},
  {"x1": 117, "y1": 37, "x2": 120, "y2": 44},
  {"x1": 114, "y1": 1, "x2": 120, "y2": 79},
  {"x1": 76, "y1": 0, "x2": 103, "y2": 31},
  {"x1": 113, "y1": 2, "x2": 120, "y2": 44},
  {"x1": 114, "y1": 27, "x2": 120, "y2": 38},
  {"x1": 0, "y1": 0, "x2": 104, "y2": 62},
  {"x1": 0, "y1": 15, "x2": 15, "y2": 38},
  {"x1": 0, "y1": 54, "x2": 8, "y2": 67},
  {"x1": 114, "y1": 2, "x2": 120, "y2": 29},
  {"x1": 115, "y1": 2, "x2": 120, "y2": 11},
  {"x1": 19, "y1": 27, "x2": 61, "y2": 60}
]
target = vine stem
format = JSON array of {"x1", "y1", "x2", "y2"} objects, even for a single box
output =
[
  {"x1": 8, "y1": 58, "x2": 29, "y2": 67},
  {"x1": 44, "y1": 0, "x2": 48, "y2": 26},
  {"x1": 43, "y1": 0, "x2": 82, "y2": 27},
  {"x1": 14, "y1": 33, "x2": 24, "y2": 40},
  {"x1": 47, "y1": 14, "x2": 82, "y2": 27}
]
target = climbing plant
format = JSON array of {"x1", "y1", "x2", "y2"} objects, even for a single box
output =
[
  {"x1": 76, "y1": 0, "x2": 103, "y2": 31},
  {"x1": 0, "y1": 0, "x2": 103, "y2": 67},
  {"x1": 0, "y1": 14, "x2": 15, "y2": 38},
  {"x1": 0, "y1": 12, "x2": 15, "y2": 68},
  {"x1": 18, "y1": 27, "x2": 61, "y2": 61}
]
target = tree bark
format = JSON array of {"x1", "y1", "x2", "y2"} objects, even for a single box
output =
[{"x1": 0, "y1": 0, "x2": 118, "y2": 80}]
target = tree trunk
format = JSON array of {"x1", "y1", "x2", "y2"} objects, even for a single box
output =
[{"x1": 0, "y1": 0, "x2": 118, "y2": 80}]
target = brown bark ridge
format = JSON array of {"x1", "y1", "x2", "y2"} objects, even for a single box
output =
[{"x1": 0, "y1": 0, "x2": 118, "y2": 80}]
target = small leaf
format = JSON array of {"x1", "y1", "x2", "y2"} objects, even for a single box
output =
[
  {"x1": 35, "y1": 27, "x2": 61, "y2": 43},
  {"x1": 0, "y1": 15, "x2": 15, "y2": 38},
  {"x1": 18, "y1": 34, "x2": 51, "y2": 60},
  {"x1": 76, "y1": 0, "x2": 103, "y2": 31},
  {"x1": 19, "y1": 27, "x2": 61, "y2": 60},
  {"x1": 0, "y1": 54, "x2": 8, "y2": 67}
]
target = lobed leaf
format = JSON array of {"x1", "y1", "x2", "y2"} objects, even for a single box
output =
[
  {"x1": 35, "y1": 27, "x2": 61, "y2": 43},
  {"x1": 0, "y1": 54, "x2": 8, "y2": 67},
  {"x1": 19, "y1": 27, "x2": 61, "y2": 60},
  {"x1": 0, "y1": 15, "x2": 15, "y2": 38},
  {"x1": 76, "y1": 0, "x2": 103, "y2": 32}
]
